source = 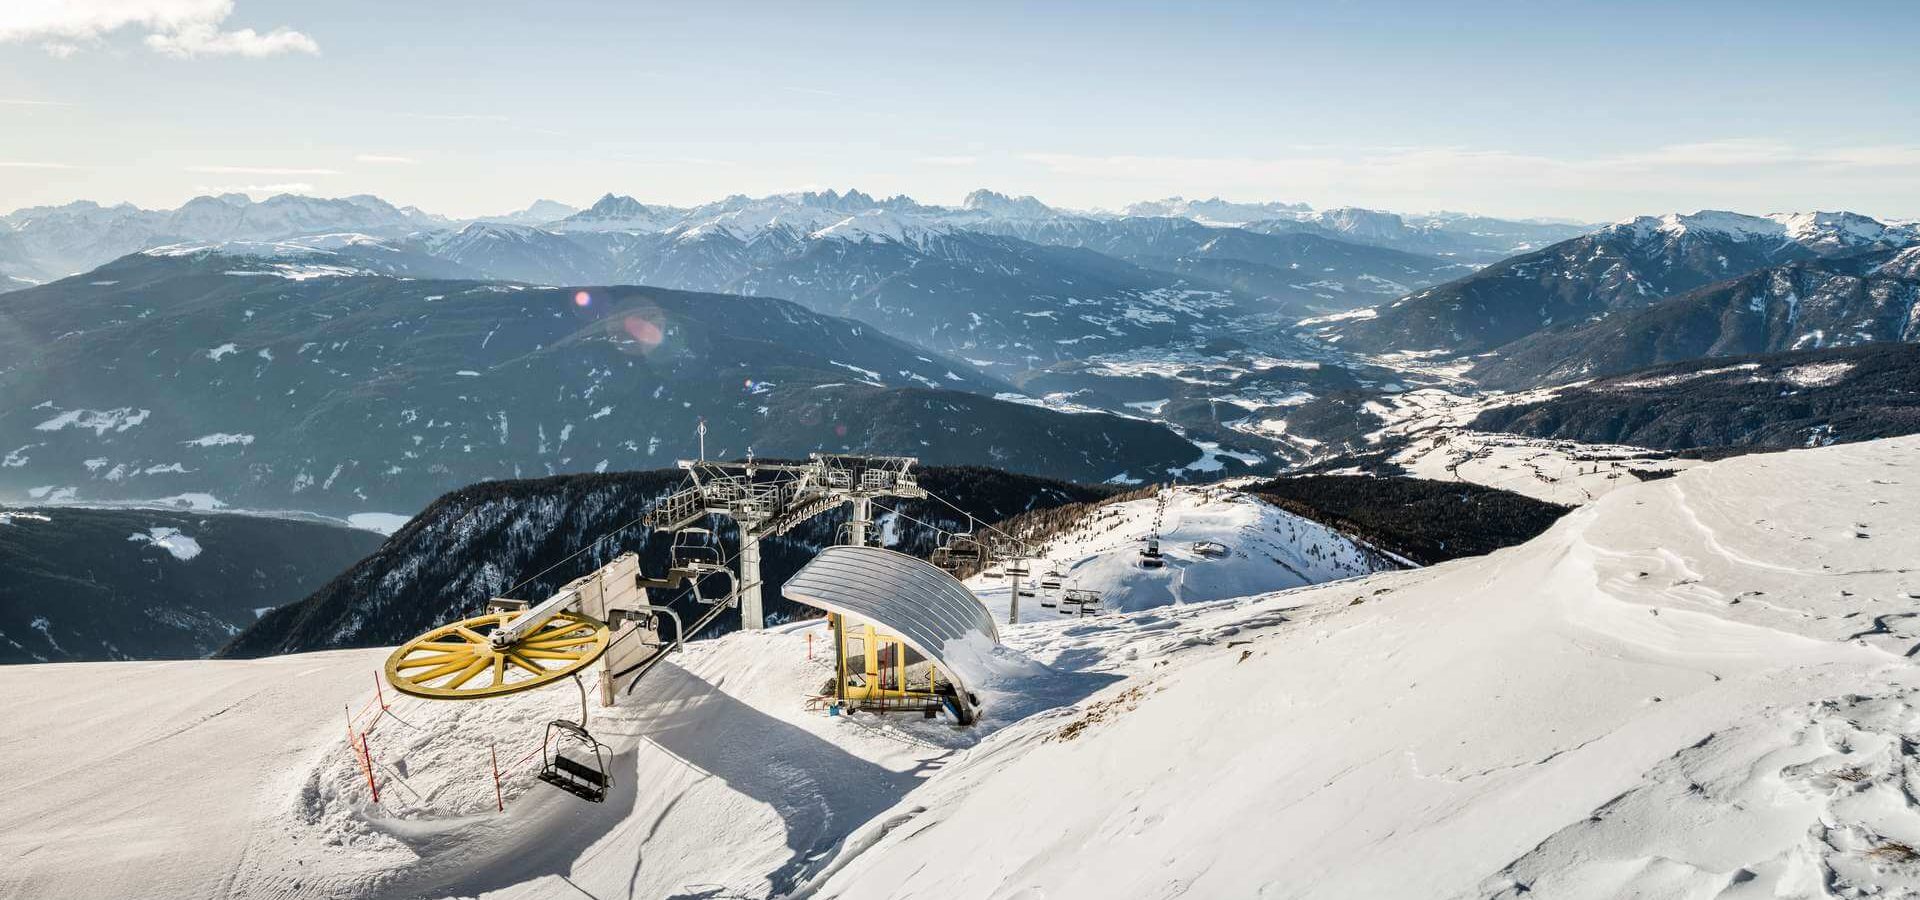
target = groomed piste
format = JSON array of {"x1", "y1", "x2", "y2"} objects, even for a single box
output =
[{"x1": 2, "y1": 438, "x2": 1918, "y2": 898}]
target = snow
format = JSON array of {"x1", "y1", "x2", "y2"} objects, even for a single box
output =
[
  {"x1": 803, "y1": 437, "x2": 1920, "y2": 899},
  {"x1": 1392, "y1": 431, "x2": 1696, "y2": 505},
  {"x1": 1295, "y1": 306, "x2": 1379, "y2": 326},
  {"x1": 1617, "y1": 210, "x2": 1915, "y2": 252},
  {"x1": 10, "y1": 439, "x2": 1920, "y2": 898},
  {"x1": 206, "y1": 343, "x2": 240, "y2": 361},
  {"x1": 126, "y1": 526, "x2": 203, "y2": 561},
  {"x1": 966, "y1": 486, "x2": 1397, "y2": 620},
  {"x1": 1363, "y1": 388, "x2": 1696, "y2": 504},
  {"x1": 153, "y1": 492, "x2": 226, "y2": 510},
  {"x1": 1780, "y1": 360, "x2": 1856, "y2": 388},
  {"x1": 1612, "y1": 362, "x2": 1761, "y2": 390},
  {"x1": 183, "y1": 432, "x2": 256, "y2": 447},
  {"x1": 346, "y1": 512, "x2": 412, "y2": 535},
  {"x1": 807, "y1": 209, "x2": 950, "y2": 247},
  {"x1": 32, "y1": 406, "x2": 151, "y2": 435}
]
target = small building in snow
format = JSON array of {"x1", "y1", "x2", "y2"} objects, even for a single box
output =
[{"x1": 782, "y1": 545, "x2": 999, "y2": 725}]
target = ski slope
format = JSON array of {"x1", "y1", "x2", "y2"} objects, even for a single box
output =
[
  {"x1": 3, "y1": 438, "x2": 1918, "y2": 898},
  {"x1": 967, "y1": 486, "x2": 1399, "y2": 621},
  {"x1": 803, "y1": 436, "x2": 1920, "y2": 899}
]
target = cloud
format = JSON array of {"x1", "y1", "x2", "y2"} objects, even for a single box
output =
[
  {"x1": 0, "y1": 98, "x2": 70, "y2": 106},
  {"x1": 145, "y1": 23, "x2": 318, "y2": 58},
  {"x1": 354, "y1": 153, "x2": 418, "y2": 165},
  {"x1": 0, "y1": 0, "x2": 318, "y2": 58},
  {"x1": 917, "y1": 155, "x2": 979, "y2": 167},
  {"x1": 0, "y1": 160, "x2": 78, "y2": 169},
  {"x1": 412, "y1": 113, "x2": 511, "y2": 122},
  {"x1": 187, "y1": 165, "x2": 339, "y2": 175},
  {"x1": 194, "y1": 182, "x2": 315, "y2": 195}
]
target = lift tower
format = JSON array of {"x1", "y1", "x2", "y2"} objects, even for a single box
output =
[{"x1": 644, "y1": 453, "x2": 926, "y2": 629}]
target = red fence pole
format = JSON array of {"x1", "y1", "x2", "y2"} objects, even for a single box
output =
[
  {"x1": 373, "y1": 671, "x2": 388, "y2": 713},
  {"x1": 362, "y1": 737, "x2": 381, "y2": 804},
  {"x1": 491, "y1": 744, "x2": 504, "y2": 812}
]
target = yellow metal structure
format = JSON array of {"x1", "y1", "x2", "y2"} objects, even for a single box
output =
[
  {"x1": 384, "y1": 611, "x2": 611, "y2": 699},
  {"x1": 831, "y1": 614, "x2": 943, "y2": 711}
]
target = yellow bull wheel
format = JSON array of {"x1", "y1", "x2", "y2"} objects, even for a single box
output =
[{"x1": 384, "y1": 611, "x2": 611, "y2": 699}]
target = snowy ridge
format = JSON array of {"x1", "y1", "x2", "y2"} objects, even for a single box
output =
[{"x1": 1615, "y1": 209, "x2": 1919, "y2": 251}]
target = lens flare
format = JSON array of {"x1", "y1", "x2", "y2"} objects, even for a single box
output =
[
  {"x1": 622, "y1": 313, "x2": 663, "y2": 349},
  {"x1": 573, "y1": 290, "x2": 592, "y2": 307}
]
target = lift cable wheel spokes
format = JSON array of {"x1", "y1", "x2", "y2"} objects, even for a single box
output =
[{"x1": 384, "y1": 610, "x2": 611, "y2": 700}]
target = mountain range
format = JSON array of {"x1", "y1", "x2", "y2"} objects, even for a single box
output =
[
  {"x1": 1321, "y1": 210, "x2": 1919, "y2": 357},
  {"x1": 0, "y1": 248, "x2": 1208, "y2": 515},
  {"x1": 1472, "y1": 245, "x2": 1920, "y2": 388}
]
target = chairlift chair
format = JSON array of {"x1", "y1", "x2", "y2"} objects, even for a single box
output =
[
  {"x1": 944, "y1": 532, "x2": 983, "y2": 563},
  {"x1": 1139, "y1": 537, "x2": 1165, "y2": 569},
  {"x1": 1006, "y1": 558, "x2": 1030, "y2": 578},
  {"x1": 1065, "y1": 588, "x2": 1104, "y2": 615},
  {"x1": 671, "y1": 527, "x2": 723, "y2": 569},
  {"x1": 537, "y1": 719, "x2": 612, "y2": 803}
]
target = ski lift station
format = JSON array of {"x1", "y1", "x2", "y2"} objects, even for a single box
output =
[
  {"x1": 378, "y1": 451, "x2": 1010, "y2": 805},
  {"x1": 782, "y1": 545, "x2": 999, "y2": 724}
]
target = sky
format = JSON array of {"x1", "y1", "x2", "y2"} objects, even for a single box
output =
[{"x1": 2, "y1": 0, "x2": 1918, "y2": 222}]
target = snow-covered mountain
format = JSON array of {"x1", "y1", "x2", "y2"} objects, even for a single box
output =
[
  {"x1": 0, "y1": 193, "x2": 448, "y2": 283},
  {"x1": 472, "y1": 198, "x2": 580, "y2": 226},
  {"x1": 546, "y1": 192, "x2": 687, "y2": 233},
  {"x1": 970, "y1": 214, "x2": 1466, "y2": 314},
  {"x1": 1253, "y1": 207, "x2": 1596, "y2": 263},
  {"x1": 1323, "y1": 209, "x2": 1920, "y2": 357},
  {"x1": 1474, "y1": 244, "x2": 1920, "y2": 388},
  {"x1": 423, "y1": 221, "x2": 610, "y2": 283},
  {"x1": 959, "y1": 188, "x2": 1057, "y2": 220},
  {"x1": 428, "y1": 215, "x2": 1257, "y2": 367},
  {"x1": 1123, "y1": 195, "x2": 1312, "y2": 225}
]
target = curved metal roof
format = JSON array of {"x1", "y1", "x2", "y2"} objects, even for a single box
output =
[{"x1": 781, "y1": 545, "x2": 999, "y2": 703}]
